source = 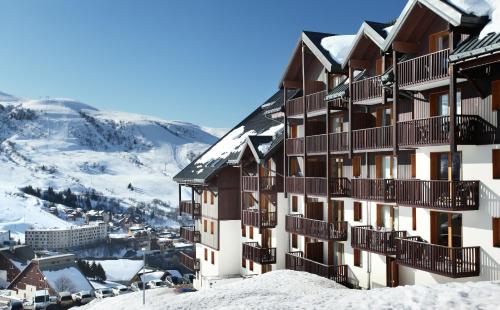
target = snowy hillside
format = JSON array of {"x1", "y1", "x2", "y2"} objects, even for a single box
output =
[
  {"x1": 0, "y1": 91, "x2": 221, "y2": 240},
  {"x1": 77, "y1": 270, "x2": 500, "y2": 310}
]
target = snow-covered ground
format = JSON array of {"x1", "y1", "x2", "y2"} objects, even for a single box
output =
[
  {"x1": 76, "y1": 270, "x2": 500, "y2": 310},
  {"x1": 0, "y1": 90, "x2": 220, "y2": 239}
]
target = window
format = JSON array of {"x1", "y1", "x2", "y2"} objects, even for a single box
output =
[
  {"x1": 412, "y1": 208, "x2": 417, "y2": 230},
  {"x1": 211, "y1": 251, "x2": 215, "y2": 264},
  {"x1": 429, "y1": 31, "x2": 449, "y2": 52},
  {"x1": 291, "y1": 233, "x2": 298, "y2": 248},
  {"x1": 493, "y1": 150, "x2": 500, "y2": 179},
  {"x1": 492, "y1": 80, "x2": 500, "y2": 111},
  {"x1": 352, "y1": 156, "x2": 361, "y2": 178},
  {"x1": 292, "y1": 196, "x2": 298, "y2": 212},
  {"x1": 204, "y1": 248, "x2": 208, "y2": 261},
  {"x1": 493, "y1": 218, "x2": 500, "y2": 248},
  {"x1": 203, "y1": 191, "x2": 207, "y2": 204},
  {"x1": 203, "y1": 220, "x2": 207, "y2": 233},
  {"x1": 241, "y1": 225, "x2": 246, "y2": 237},
  {"x1": 210, "y1": 222, "x2": 214, "y2": 235},
  {"x1": 353, "y1": 202, "x2": 362, "y2": 221},
  {"x1": 354, "y1": 249, "x2": 362, "y2": 267},
  {"x1": 249, "y1": 260, "x2": 254, "y2": 271},
  {"x1": 249, "y1": 226, "x2": 254, "y2": 239},
  {"x1": 210, "y1": 192, "x2": 215, "y2": 205},
  {"x1": 242, "y1": 258, "x2": 246, "y2": 268}
]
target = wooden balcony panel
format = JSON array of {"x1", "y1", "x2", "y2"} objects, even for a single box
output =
[
  {"x1": 285, "y1": 214, "x2": 347, "y2": 241},
  {"x1": 351, "y1": 226, "x2": 407, "y2": 255},
  {"x1": 286, "y1": 137, "x2": 305, "y2": 156},
  {"x1": 242, "y1": 209, "x2": 277, "y2": 229},
  {"x1": 306, "y1": 134, "x2": 327, "y2": 154},
  {"x1": 396, "y1": 238, "x2": 480, "y2": 278},
  {"x1": 352, "y1": 126, "x2": 393, "y2": 151},
  {"x1": 286, "y1": 97, "x2": 304, "y2": 117},
  {"x1": 260, "y1": 176, "x2": 283, "y2": 192},
  {"x1": 306, "y1": 90, "x2": 328, "y2": 114},
  {"x1": 395, "y1": 180, "x2": 479, "y2": 211},
  {"x1": 351, "y1": 179, "x2": 395, "y2": 202},
  {"x1": 398, "y1": 49, "x2": 449, "y2": 89},
  {"x1": 306, "y1": 177, "x2": 328, "y2": 197},
  {"x1": 180, "y1": 251, "x2": 200, "y2": 272},
  {"x1": 328, "y1": 97, "x2": 348, "y2": 111},
  {"x1": 241, "y1": 176, "x2": 258, "y2": 192},
  {"x1": 352, "y1": 75, "x2": 383, "y2": 104},
  {"x1": 329, "y1": 132, "x2": 349, "y2": 153},
  {"x1": 179, "y1": 200, "x2": 201, "y2": 218},
  {"x1": 180, "y1": 226, "x2": 201, "y2": 243},
  {"x1": 286, "y1": 177, "x2": 305, "y2": 195},
  {"x1": 285, "y1": 251, "x2": 348, "y2": 285},
  {"x1": 330, "y1": 177, "x2": 351, "y2": 197},
  {"x1": 242, "y1": 242, "x2": 277, "y2": 265}
]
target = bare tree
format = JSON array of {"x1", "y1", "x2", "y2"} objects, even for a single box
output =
[{"x1": 53, "y1": 276, "x2": 76, "y2": 293}]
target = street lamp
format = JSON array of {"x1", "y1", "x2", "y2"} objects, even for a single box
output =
[{"x1": 43, "y1": 276, "x2": 48, "y2": 310}]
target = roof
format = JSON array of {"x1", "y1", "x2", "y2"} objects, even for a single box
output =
[
  {"x1": 0, "y1": 245, "x2": 35, "y2": 272},
  {"x1": 39, "y1": 257, "x2": 93, "y2": 294},
  {"x1": 382, "y1": 0, "x2": 488, "y2": 51},
  {"x1": 450, "y1": 32, "x2": 500, "y2": 62},
  {"x1": 237, "y1": 134, "x2": 283, "y2": 164},
  {"x1": 174, "y1": 89, "x2": 297, "y2": 185}
]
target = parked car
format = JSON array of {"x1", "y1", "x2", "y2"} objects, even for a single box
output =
[
  {"x1": 112, "y1": 286, "x2": 129, "y2": 296},
  {"x1": 71, "y1": 291, "x2": 93, "y2": 305},
  {"x1": 8, "y1": 300, "x2": 24, "y2": 310},
  {"x1": 147, "y1": 280, "x2": 165, "y2": 289},
  {"x1": 131, "y1": 281, "x2": 145, "y2": 292},
  {"x1": 57, "y1": 292, "x2": 73, "y2": 307},
  {"x1": 25, "y1": 291, "x2": 51, "y2": 310},
  {"x1": 95, "y1": 289, "x2": 113, "y2": 299}
]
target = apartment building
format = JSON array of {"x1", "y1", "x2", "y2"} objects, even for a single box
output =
[
  {"x1": 25, "y1": 222, "x2": 107, "y2": 251},
  {"x1": 176, "y1": 0, "x2": 500, "y2": 290}
]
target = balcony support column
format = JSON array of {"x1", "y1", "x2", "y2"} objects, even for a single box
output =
[
  {"x1": 449, "y1": 29, "x2": 460, "y2": 181},
  {"x1": 302, "y1": 41, "x2": 308, "y2": 204},
  {"x1": 283, "y1": 84, "x2": 288, "y2": 198},
  {"x1": 325, "y1": 69, "x2": 330, "y2": 199},
  {"x1": 392, "y1": 49, "x2": 399, "y2": 156},
  {"x1": 178, "y1": 184, "x2": 182, "y2": 216},
  {"x1": 348, "y1": 63, "x2": 354, "y2": 159}
]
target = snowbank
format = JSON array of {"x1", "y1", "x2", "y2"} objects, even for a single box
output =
[
  {"x1": 76, "y1": 270, "x2": 500, "y2": 309},
  {"x1": 320, "y1": 35, "x2": 356, "y2": 64}
]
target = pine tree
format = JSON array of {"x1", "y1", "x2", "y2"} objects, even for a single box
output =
[{"x1": 90, "y1": 261, "x2": 98, "y2": 279}]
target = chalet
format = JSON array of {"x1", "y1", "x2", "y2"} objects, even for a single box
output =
[
  {"x1": 0, "y1": 245, "x2": 35, "y2": 287},
  {"x1": 8, "y1": 254, "x2": 93, "y2": 298},
  {"x1": 175, "y1": 0, "x2": 500, "y2": 290}
]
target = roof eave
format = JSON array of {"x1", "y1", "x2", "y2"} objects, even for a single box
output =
[{"x1": 342, "y1": 22, "x2": 385, "y2": 69}]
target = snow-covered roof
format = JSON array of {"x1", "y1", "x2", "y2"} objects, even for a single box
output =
[
  {"x1": 42, "y1": 266, "x2": 93, "y2": 294},
  {"x1": 174, "y1": 89, "x2": 298, "y2": 185},
  {"x1": 320, "y1": 35, "x2": 356, "y2": 65},
  {"x1": 448, "y1": 0, "x2": 498, "y2": 38},
  {"x1": 0, "y1": 245, "x2": 34, "y2": 273},
  {"x1": 93, "y1": 259, "x2": 144, "y2": 282},
  {"x1": 140, "y1": 271, "x2": 165, "y2": 282}
]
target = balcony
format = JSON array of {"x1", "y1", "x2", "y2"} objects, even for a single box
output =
[
  {"x1": 180, "y1": 251, "x2": 200, "y2": 271},
  {"x1": 398, "y1": 115, "x2": 496, "y2": 147},
  {"x1": 351, "y1": 225, "x2": 407, "y2": 255},
  {"x1": 285, "y1": 251, "x2": 348, "y2": 285},
  {"x1": 352, "y1": 75, "x2": 383, "y2": 105},
  {"x1": 242, "y1": 242, "x2": 277, "y2": 265},
  {"x1": 242, "y1": 209, "x2": 277, "y2": 229},
  {"x1": 285, "y1": 214, "x2": 347, "y2": 241},
  {"x1": 179, "y1": 200, "x2": 201, "y2": 218},
  {"x1": 286, "y1": 137, "x2": 304, "y2": 156},
  {"x1": 396, "y1": 237, "x2": 480, "y2": 278},
  {"x1": 395, "y1": 180, "x2": 479, "y2": 211},
  {"x1": 305, "y1": 177, "x2": 328, "y2": 197},
  {"x1": 352, "y1": 126, "x2": 393, "y2": 152},
  {"x1": 241, "y1": 176, "x2": 283, "y2": 192},
  {"x1": 286, "y1": 96, "x2": 304, "y2": 117},
  {"x1": 330, "y1": 177, "x2": 351, "y2": 197},
  {"x1": 398, "y1": 49, "x2": 449, "y2": 90},
  {"x1": 329, "y1": 132, "x2": 349, "y2": 153},
  {"x1": 180, "y1": 226, "x2": 201, "y2": 243},
  {"x1": 306, "y1": 134, "x2": 327, "y2": 154},
  {"x1": 285, "y1": 177, "x2": 305, "y2": 195},
  {"x1": 351, "y1": 178, "x2": 395, "y2": 202},
  {"x1": 286, "y1": 91, "x2": 328, "y2": 118}
]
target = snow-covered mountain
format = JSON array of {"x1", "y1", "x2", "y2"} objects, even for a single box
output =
[{"x1": 0, "y1": 91, "x2": 222, "y2": 240}]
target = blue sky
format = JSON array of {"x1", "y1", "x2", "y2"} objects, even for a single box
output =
[{"x1": 0, "y1": 0, "x2": 406, "y2": 128}]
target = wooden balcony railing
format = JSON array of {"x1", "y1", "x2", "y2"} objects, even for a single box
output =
[
  {"x1": 286, "y1": 137, "x2": 304, "y2": 156},
  {"x1": 179, "y1": 200, "x2": 201, "y2": 218},
  {"x1": 285, "y1": 214, "x2": 347, "y2": 241},
  {"x1": 330, "y1": 177, "x2": 351, "y2": 197},
  {"x1": 352, "y1": 126, "x2": 393, "y2": 151},
  {"x1": 328, "y1": 97, "x2": 349, "y2": 110},
  {"x1": 398, "y1": 115, "x2": 496, "y2": 147},
  {"x1": 285, "y1": 177, "x2": 305, "y2": 195},
  {"x1": 286, "y1": 97, "x2": 304, "y2": 117},
  {"x1": 396, "y1": 237, "x2": 480, "y2": 278},
  {"x1": 305, "y1": 177, "x2": 328, "y2": 197},
  {"x1": 352, "y1": 75, "x2": 383, "y2": 104},
  {"x1": 285, "y1": 251, "x2": 348, "y2": 285},
  {"x1": 329, "y1": 132, "x2": 349, "y2": 153},
  {"x1": 259, "y1": 176, "x2": 283, "y2": 192},
  {"x1": 351, "y1": 225, "x2": 407, "y2": 255},
  {"x1": 351, "y1": 178, "x2": 395, "y2": 202},
  {"x1": 180, "y1": 251, "x2": 200, "y2": 272},
  {"x1": 180, "y1": 226, "x2": 201, "y2": 243},
  {"x1": 306, "y1": 90, "x2": 328, "y2": 113},
  {"x1": 306, "y1": 134, "x2": 327, "y2": 154},
  {"x1": 242, "y1": 242, "x2": 277, "y2": 265},
  {"x1": 242, "y1": 209, "x2": 277, "y2": 229},
  {"x1": 398, "y1": 49, "x2": 449, "y2": 88},
  {"x1": 241, "y1": 176, "x2": 258, "y2": 192},
  {"x1": 395, "y1": 180, "x2": 479, "y2": 211}
]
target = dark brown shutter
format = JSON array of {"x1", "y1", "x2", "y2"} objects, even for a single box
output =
[{"x1": 492, "y1": 80, "x2": 500, "y2": 111}]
